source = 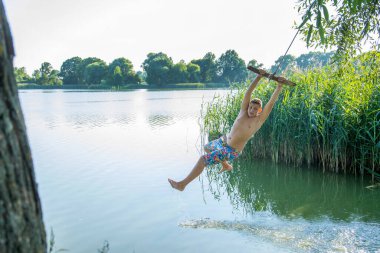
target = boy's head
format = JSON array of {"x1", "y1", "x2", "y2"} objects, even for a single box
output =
[{"x1": 248, "y1": 98, "x2": 262, "y2": 118}]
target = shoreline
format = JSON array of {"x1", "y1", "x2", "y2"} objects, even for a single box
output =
[{"x1": 17, "y1": 82, "x2": 229, "y2": 90}]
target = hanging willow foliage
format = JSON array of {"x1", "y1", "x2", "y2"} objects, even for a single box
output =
[{"x1": 296, "y1": 0, "x2": 380, "y2": 58}]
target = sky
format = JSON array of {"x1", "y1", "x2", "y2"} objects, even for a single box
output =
[{"x1": 3, "y1": 0, "x2": 313, "y2": 74}]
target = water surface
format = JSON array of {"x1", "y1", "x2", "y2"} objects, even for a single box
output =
[{"x1": 19, "y1": 89, "x2": 380, "y2": 252}]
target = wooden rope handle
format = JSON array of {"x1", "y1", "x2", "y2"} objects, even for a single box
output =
[{"x1": 247, "y1": 66, "x2": 296, "y2": 86}]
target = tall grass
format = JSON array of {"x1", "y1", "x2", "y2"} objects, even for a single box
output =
[{"x1": 203, "y1": 51, "x2": 380, "y2": 181}]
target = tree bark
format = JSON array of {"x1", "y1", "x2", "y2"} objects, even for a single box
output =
[{"x1": 0, "y1": 1, "x2": 47, "y2": 252}]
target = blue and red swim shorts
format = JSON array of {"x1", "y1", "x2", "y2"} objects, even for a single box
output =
[{"x1": 203, "y1": 135, "x2": 241, "y2": 166}]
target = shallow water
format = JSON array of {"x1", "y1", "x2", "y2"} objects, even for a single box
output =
[{"x1": 19, "y1": 89, "x2": 380, "y2": 253}]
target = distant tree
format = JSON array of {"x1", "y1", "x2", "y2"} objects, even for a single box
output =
[
  {"x1": 295, "y1": 51, "x2": 334, "y2": 70},
  {"x1": 216, "y1": 50, "x2": 247, "y2": 83},
  {"x1": 112, "y1": 66, "x2": 123, "y2": 85},
  {"x1": 83, "y1": 61, "x2": 108, "y2": 84},
  {"x1": 133, "y1": 74, "x2": 143, "y2": 84},
  {"x1": 187, "y1": 62, "x2": 201, "y2": 82},
  {"x1": 32, "y1": 69, "x2": 41, "y2": 83},
  {"x1": 247, "y1": 59, "x2": 264, "y2": 81},
  {"x1": 38, "y1": 62, "x2": 53, "y2": 84},
  {"x1": 33, "y1": 62, "x2": 62, "y2": 85},
  {"x1": 136, "y1": 71, "x2": 147, "y2": 83},
  {"x1": 191, "y1": 52, "x2": 217, "y2": 82},
  {"x1": 296, "y1": 0, "x2": 380, "y2": 58},
  {"x1": 247, "y1": 59, "x2": 264, "y2": 69},
  {"x1": 79, "y1": 57, "x2": 105, "y2": 84},
  {"x1": 270, "y1": 55, "x2": 296, "y2": 75},
  {"x1": 107, "y1": 57, "x2": 139, "y2": 85},
  {"x1": 169, "y1": 60, "x2": 188, "y2": 83},
  {"x1": 48, "y1": 69, "x2": 62, "y2": 85},
  {"x1": 142, "y1": 52, "x2": 173, "y2": 86},
  {"x1": 60, "y1": 56, "x2": 83, "y2": 84},
  {"x1": 14, "y1": 67, "x2": 31, "y2": 83}
]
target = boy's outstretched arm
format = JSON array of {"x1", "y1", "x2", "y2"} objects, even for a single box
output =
[
  {"x1": 260, "y1": 79, "x2": 285, "y2": 122},
  {"x1": 241, "y1": 74, "x2": 263, "y2": 111}
]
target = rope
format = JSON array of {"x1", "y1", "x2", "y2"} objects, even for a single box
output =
[
  {"x1": 270, "y1": 0, "x2": 317, "y2": 77},
  {"x1": 272, "y1": 29, "x2": 301, "y2": 76}
]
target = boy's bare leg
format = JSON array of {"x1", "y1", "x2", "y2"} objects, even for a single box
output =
[
  {"x1": 168, "y1": 156, "x2": 206, "y2": 191},
  {"x1": 219, "y1": 161, "x2": 233, "y2": 173}
]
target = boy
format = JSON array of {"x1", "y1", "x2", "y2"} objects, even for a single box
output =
[{"x1": 168, "y1": 71, "x2": 285, "y2": 191}]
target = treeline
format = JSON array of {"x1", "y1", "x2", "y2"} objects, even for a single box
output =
[
  {"x1": 14, "y1": 50, "x2": 333, "y2": 87},
  {"x1": 14, "y1": 57, "x2": 141, "y2": 86}
]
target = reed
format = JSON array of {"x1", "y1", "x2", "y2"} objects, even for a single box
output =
[{"x1": 203, "y1": 51, "x2": 380, "y2": 181}]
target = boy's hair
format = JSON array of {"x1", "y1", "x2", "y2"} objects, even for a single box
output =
[{"x1": 250, "y1": 98, "x2": 262, "y2": 107}]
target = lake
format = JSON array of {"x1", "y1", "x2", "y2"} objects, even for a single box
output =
[{"x1": 19, "y1": 89, "x2": 380, "y2": 253}]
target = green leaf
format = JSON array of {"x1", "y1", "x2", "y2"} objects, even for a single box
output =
[
  {"x1": 298, "y1": 13, "x2": 311, "y2": 29},
  {"x1": 322, "y1": 5, "x2": 330, "y2": 23},
  {"x1": 316, "y1": 9, "x2": 322, "y2": 28},
  {"x1": 362, "y1": 21, "x2": 370, "y2": 37},
  {"x1": 319, "y1": 26, "x2": 325, "y2": 44},
  {"x1": 376, "y1": 141, "x2": 380, "y2": 149},
  {"x1": 307, "y1": 25, "x2": 313, "y2": 47},
  {"x1": 315, "y1": 9, "x2": 326, "y2": 43}
]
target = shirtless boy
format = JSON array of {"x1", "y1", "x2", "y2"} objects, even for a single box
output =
[{"x1": 168, "y1": 71, "x2": 286, "y2": 191}]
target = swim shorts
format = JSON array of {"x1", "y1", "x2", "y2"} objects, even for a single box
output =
[{"x1": 203, "y1": 135, "x2": 241, "y2": 166}]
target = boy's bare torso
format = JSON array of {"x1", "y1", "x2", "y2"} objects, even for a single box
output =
[{"x1": 227, "y1": 111, "x2": 263, "y2": 152}]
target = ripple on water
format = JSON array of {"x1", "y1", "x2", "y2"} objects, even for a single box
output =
[{"x1": 179, "y1": 218, "x2": 380, "y2": 252}]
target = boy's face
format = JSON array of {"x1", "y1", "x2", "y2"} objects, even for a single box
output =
[{"x1": 248, "y1": 103, "x2": 262, "y2": 118}]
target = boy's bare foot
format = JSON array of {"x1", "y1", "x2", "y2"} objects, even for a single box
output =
[
  {"x1": 168, "y1": 178, "x2": 185, "y2": 191},
  {"x1": 219, "y1": 162, "x2": 233, "y2": 173}
]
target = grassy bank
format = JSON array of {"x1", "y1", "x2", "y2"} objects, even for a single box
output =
[
  {"x1": 17, "y1": 82, "x2": 227, "y2": 90},
  {"x1": 203, "y1": 51, "x2": 380, "y2": 181}
]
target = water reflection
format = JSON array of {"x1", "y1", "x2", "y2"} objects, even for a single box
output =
[
  {"x1": 64, "y1": 114, "x2": 136, "y2": 129},
  {"x1": 147, "y1": 115, "x2": 175, "y2": 129},
  {"x1": 205, "y1": 159, "x2": 380, "y2": 222},
  {"x1": 66, "y1": 114, "x2": 109, "y2": 129}
]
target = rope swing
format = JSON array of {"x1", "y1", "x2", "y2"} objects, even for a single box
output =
[
  {"x1": 248, "y1": 1, "x2": 318, "y2": 86},
  {"x1": 247, "y1": 28, "x2": 300, "y2": 86}
]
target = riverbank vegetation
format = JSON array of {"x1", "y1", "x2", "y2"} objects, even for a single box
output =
[
  {"x1": 203, "y1": 51, "x2": 380, "y2": 181},
  {"x1": 204, "y1": 0, "x2": 380, "y2": 181},
  {"x1": 15, "y1": 51, "x2": 332, "y2": 89}
]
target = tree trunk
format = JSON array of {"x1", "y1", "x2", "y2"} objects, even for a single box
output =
[{"x1": 0, "y1": 1, "x2": 47, "y2": 252}]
